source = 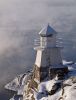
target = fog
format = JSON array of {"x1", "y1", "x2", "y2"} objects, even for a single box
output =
[{"x1": 0, "y1": 0, "x2": 76, "y2": 99}]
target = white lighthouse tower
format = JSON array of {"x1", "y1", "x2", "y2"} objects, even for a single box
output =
[{"x1": 33, "y1": 24, "x2": 68, "y2": 83}]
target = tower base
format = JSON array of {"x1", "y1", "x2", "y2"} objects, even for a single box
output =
[
  {"x1": 33, "y1": 64, "x2": 49, "y2": 82},
  {"x1": 49, "y1": 67, "x2": 68, "y2": 80},
  {"x1": 33, "y1": 64, "x2": 68, "y2": 82}
]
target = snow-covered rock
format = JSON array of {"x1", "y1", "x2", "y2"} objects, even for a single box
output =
[
  {"x1": 5, "y1": 61, "x2": 76, "y2": 100},
  {"x1": 5, "y1": 72, "x2": 32, "y2": 92}
]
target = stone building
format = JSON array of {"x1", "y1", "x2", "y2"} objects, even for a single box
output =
[{"x1": 32, "y1": 24, "x2": 68, "y2": 84}]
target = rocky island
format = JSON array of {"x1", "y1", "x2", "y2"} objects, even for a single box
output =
[{"x1": 5, "y1": 24, "x2": 76, "y2": 100}]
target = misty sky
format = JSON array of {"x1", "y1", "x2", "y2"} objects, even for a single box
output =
[{"x1": 0, "y1": 0, "x2": 76, "y2": 98}]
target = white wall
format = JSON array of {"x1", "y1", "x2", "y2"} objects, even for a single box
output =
[
  {"x1": 35, "y1": 50, "x2": 49, "y2": 67},
  {"x1": 40, "y1": 34, "x2": 56, "y2": 48},
  {"x1": 47, "y1": 35, "x2": 56, "y2": 47},
  {"x1": 35, "y1": 47, "x2": 62, "y2": 68},
  {"x1": 35, "y1": 50, "x2": 42, "y2": 67},
  {"x1": 49, "y1": 48, "x2": 62, "y2": 66}
]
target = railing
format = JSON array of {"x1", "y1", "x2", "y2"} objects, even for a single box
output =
[
  {"x1": 34, "y1": 38, "x2": 63, "y2": 47},
  {"x1": 34, "y1": 38, "x2": 40, "y2": 46}
]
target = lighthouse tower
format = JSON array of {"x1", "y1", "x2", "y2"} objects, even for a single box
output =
[{"x1": 33, "y1": 24, "x2": 68, "y2": 83}]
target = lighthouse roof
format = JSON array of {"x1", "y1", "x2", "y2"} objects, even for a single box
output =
[{"x1": 39, "y1": 24, "x2": 57, "y2": 37}]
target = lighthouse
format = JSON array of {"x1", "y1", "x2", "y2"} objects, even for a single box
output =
[{"x1": 33, "y1": 24, "x2": 68, "y2": 83}]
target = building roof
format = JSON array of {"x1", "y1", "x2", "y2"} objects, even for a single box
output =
[{"x1": 39, "y1": 24, "x2": 57, "y2": 37}]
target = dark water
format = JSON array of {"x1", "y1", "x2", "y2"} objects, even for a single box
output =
[
  {"x1": 0, "y1": 88, "x2": 17, "y2": 100},
  {"x1": 0, "y1": 0, "x2": 76, "y2": 100}
]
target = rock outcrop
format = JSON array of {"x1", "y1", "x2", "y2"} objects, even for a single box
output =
[{"x1": 5, "y1": 61, "x2": 76, "y2": 100}]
